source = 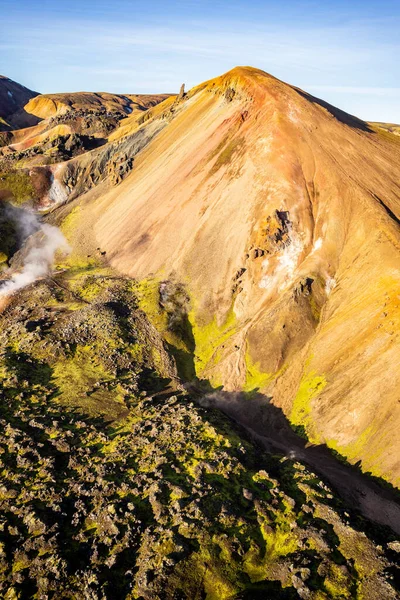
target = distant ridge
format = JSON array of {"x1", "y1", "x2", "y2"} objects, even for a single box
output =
[{"x1": 0, "y1": 75, "x2": 38, "y2": 124}]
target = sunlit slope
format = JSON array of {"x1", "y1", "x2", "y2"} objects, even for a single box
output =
[{"x1": 74, "y1": 67, "x2": 400, "y2": 485}]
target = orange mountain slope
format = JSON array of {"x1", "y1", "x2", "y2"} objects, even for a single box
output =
[{"x1": 47, "y1": 67, "x2": 400, "y2": 486}]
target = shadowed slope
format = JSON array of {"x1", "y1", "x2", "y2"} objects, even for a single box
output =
[{"x1": 0, "y1": 75, "x2": 38, "y2": 128}]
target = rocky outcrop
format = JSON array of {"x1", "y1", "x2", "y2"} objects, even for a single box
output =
[
  {"x1": 61, "y1": 118, "x2": 167, "y2": 201},
  {"x1": 107, "y1": 152, "x2": 134, "y2": 185}
]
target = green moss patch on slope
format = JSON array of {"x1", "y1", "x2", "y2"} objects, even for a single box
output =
[
  {"x1": 0, "y1": 272, "x2": 172, "y2": 419},
  {"x1": 0, "y1": 170, "x2": 36, "y2": 204},
  {"x1": 189, "y1": 304, "x2": 237, "y2": 381},
  {"x1": 290, "y1": 372, "x2": 327, "y2": 444}
]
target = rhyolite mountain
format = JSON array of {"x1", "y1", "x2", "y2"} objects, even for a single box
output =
[
  {"x1": 21, "y1": 66, "x2": 399, "y2": 486},
  {"x1": 0, "y1": 67, "x2": 399, "y2": 599}
]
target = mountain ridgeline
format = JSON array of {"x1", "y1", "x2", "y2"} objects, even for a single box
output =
[{"x1": 0, "y1": 67, "x2": 399, "y2": 599}]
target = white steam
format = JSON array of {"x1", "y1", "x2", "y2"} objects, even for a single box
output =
[
  {"x1": 259, "y1": 234, "x2": 304, "y2": 292},
  {"x1": 311, "y1": 237, "x2": 323, "y2": 252},
  {"x1": 47, "y1": 166, "x2": 69, "y2": 207},
  {"x1": 325, "y1": 276, "x2": 337, "y2": 296},
  {"x1": 0, "y1": 208, "x2": 70, "y2": 297}
]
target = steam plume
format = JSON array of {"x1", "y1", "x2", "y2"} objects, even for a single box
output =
[{"x1": 0, "y1": 207, "x2": 70, "y2": 297}]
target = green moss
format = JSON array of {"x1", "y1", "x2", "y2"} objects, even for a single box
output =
[
  {"x1": 0, "y1": 271, "x2": 150, "y2": 417},
  {"x1": 290, "y1": 372, "x2": 327, "y2": 443},
  {"x1": 243, "y1": 542, "x2": 267, "y2": 582},
  {"x1": 69, "y1": 272, "x2": 112, "y2": 302},
  {"x1": 136, "y1": 278, "x2": 237, "y2": 383},
  {"x1": 0, "y1": 204, "x2": 19, "y2": 263},
  {"x1": 323, "y1": 563, "x2": 352, "y2": 598},
  {"x1": 244, "y1": 521, "x2": 298, "y2": 582},
  {"x1": 52, "y1": 345, "x2": 108, "y2": 392},
  {"x1": 136, "y1": 278, "x2": 168, "y2": 333},
  {"x1": 244, "y1": 348, "x2": 277, "y2": 392},
  {"x1": 12, "y1": 559, "x2": 30, "y2": 574},
  {"x1": 135, "y1": 278, "x2": 197, "y2": 380},
  {"x1": 189, "y1": 304, "x2": 236, "y2": 379},
  {"x1": 327, "y1": 426, "x2": 374, "y2": 465},
  {"x1": 0, "y1": 170, "x2": 36, "y2": 204},
  {"x1": 325, "y1": 423, "x2": 394, "y2": 484},
  {"x1": 264, "y1": 523, "x2": 299, "y2": 561},
  {"x1": 59, "y1": 206, "x2": 88, "y2": 265},
  {"x1": 203, "y1": 565, "x2": 238, "y2": 599}
]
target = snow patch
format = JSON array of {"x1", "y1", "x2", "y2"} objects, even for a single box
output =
[{"x1": 7, "y1": 90, "x2": 13, "y2": 99}]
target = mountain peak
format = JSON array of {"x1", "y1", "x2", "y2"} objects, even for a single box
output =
[{"x1": 195, "y1": 65, "x2": 281, "y2": 96}]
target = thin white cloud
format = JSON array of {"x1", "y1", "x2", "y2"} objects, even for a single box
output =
[
  {"x1": 306, "y1": 85, "x2": 400, "y2": 96},
  {"x1": 1, "y1": 10, "x2": 399, "y2": 121}
]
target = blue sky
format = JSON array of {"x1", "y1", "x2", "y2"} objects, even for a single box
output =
[{"x1": 1, "y1": 0, "x2": 399, "y2": 122}]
